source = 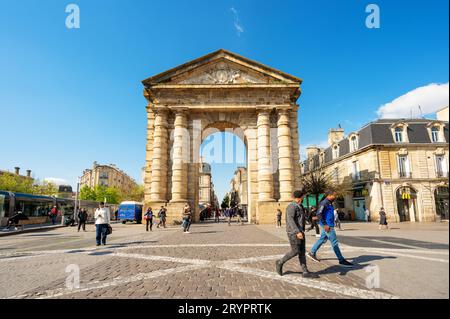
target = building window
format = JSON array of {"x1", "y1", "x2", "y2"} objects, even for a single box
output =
[
  {"x1": 431, "y1": 127, "x2": 440, "y2": 143},
  {"x1": 397, "y1": 155, "x2": 411, "y2": 178},
  {"x1": 352, "y1": 161, "x2": 360, "y2": 181},
  {"x1": 349, "y1": 135, "x2": 358, "y2": 152},
  {"x1": 435, "y1": 155, "x2": 448, "y2": 177},
  {"x1": 332, "y1": 145, "x2": 339, "y2": 159},
  {"x1": 333, "y1": 167, "x2": 339, "y2": 182},
  {"x1": 394, "y1": 127, "x2": 403, "y2": 143}
]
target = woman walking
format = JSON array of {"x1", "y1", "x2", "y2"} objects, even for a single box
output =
[
  {"x1": 144, "y1": 207, "x2": 154, "y2": 232},
  {"x1": 182, "y1": 203, "x2": 192, "y2": 233},
  {"x1": 276, "y1": 209, "x2": 282, "y2": 228},
  {"x1": 379, "y1": 207, "x2": 388, "y2": 230}
]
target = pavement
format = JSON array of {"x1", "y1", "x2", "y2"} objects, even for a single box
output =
[
  {"x1": 0, "y1": 219, "x2": 447, "y2": 299},
  {"x1": 0, "y1": 223, "x2": 64, "y2": 237}
]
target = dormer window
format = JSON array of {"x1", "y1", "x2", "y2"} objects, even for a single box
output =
[
  {"x1": 349, "y1": 134, "x2": 359, "y2": 152},
  {"x1": 332, "y1": 144, "x2": 340, "y2": 159},
  {"x1": 391, "y1": 122, "x2": 409, "y2": 143},
  {"x1": 426, "y1": 122, "x2": 445, "y2": 143},
  {"x1": 394, "y1": 127, "x2": 403, "y2": 143},
  {"x1": 431, "y1": 126, "x2": 440, "y2": 143}
]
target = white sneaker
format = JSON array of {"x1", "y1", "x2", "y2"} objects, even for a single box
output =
[
  {"x1": 14, "y1": 227, "x2": 18, "y2": 231},
  {"x1": 315, "y1": 234, "x2": 321, "y2": 238}
]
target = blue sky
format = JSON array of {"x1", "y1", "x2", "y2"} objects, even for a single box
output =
[{"x1": 0, "y1": 0, "x2": 448, "y2": 201}]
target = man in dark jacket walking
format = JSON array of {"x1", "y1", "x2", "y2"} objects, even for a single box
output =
[
  {"x1": 77, "y1": 208, "x2": 88, "y2": 232},
  {"x1": 275, "y1": 190, "x2": 317, "y2": 278},
  {"x1": 308, "y1": 190, "x2": 354, "y2": 267}
]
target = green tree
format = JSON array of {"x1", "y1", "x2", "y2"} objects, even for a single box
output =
[
  {"x1": 123, "y1": 185, "x2": 144, "y2": 202},
  {"x1": 80, "y1": 185, "x2": 96, "y2": 201},
  {"x1": 302, "y1": 170, "x2": 335, "y2": 206},
  {"x1": 33, "y1": 180, "x2": 58, "y2": 196},
  {"x1": 301, "y1": 169, "x2": 352, "y2": 207},
  {"x1": 221, "y1": 194, "x2": 230, "y2": 209}
]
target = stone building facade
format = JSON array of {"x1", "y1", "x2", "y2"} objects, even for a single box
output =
[
  {"x1": 142, "y1": 49, "x2": 302, "y2": 224},
  {"x1": 301, "y1": 117, "x2": 449, "y2": 222},
  {"x1": 198, "y1": 160, "x2": 218, "y2": 209},
  {"x1": 80, "y1": 162, "x2": 137, "y2": 194},
  {"x1": 229, "y1": 167, "x2": 248, "y2": 209}
]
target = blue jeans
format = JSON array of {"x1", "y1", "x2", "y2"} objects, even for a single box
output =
[
  {"x1": 310, "y1": 226, "x2": 345, "y2": 261},
  {"x1": 51, "y1": 216, "x2": 57, "y2": 225},
  {"x1": 182, "y1": 218, "x2": 191, "y2": 232},
  {"x1": 96, "y1": 224, "x2": 108, "y2": 245}
]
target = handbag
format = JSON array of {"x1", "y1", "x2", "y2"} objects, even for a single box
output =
[{"x1": 106, "y1": 224, "x2": 112, "y2": 235}]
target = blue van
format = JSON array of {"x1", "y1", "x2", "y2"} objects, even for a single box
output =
[{"x1": 118, "y1": 201, "x2": 143, "y2": 224}]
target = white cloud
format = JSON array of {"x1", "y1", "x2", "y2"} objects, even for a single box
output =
[
  {"x1": 377, "y1": 82, "x2": 449, "y2": 118},
  {"x1": 44, "y1": 177, "x2": 68, "y2": 186},
  {"x1": 230, "y1": 7, "x2": 244, "y2": 36}
]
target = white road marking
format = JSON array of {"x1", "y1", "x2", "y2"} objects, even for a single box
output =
[
  {"x1": 338, "y1": 245, "x2": 449, "y2": 255},
  {"x1": 355, "y1": 237, "x2": 448, "y2": 251},
  {"x1": 217, "y1": 263, "x2": 398, "y2": 299}
]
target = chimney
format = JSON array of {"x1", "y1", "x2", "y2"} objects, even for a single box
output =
[
  {"x1": 328, "y1": 128, "x2": 345, "y2": 146},
  {"x1": 306, "y1": 146, "x2": 321, "y2": 159},
  {"x1": 26, "y1": 170, "x2": 31, "y2": 177},
  {"x1": 14, "y1": 167, "x2": 20, "y2": 175}
]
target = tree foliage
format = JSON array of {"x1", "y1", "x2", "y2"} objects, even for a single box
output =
[
  {"x1": 0, "y1": 173, "x2": 57, "y2": 196},
  {"x1": 301, "y1": 169, "x2": 351, "y2": 205},
  {"x1": 221, "y1": 194, "x2": 230, "y2": 209},
  {"x1": 79, "y1": 185, "x2": 122, "y2": 204}
]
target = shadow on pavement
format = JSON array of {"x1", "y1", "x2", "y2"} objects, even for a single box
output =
[{"x1": 315, "y1": 255, "x2": 397, "y2": 276}]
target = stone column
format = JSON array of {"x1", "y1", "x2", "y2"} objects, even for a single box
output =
[
  {"x1": 170, "y1": 110, "x2": 189, "y2": 202},
  {"x1": 150, "y1": 108, "x2": 169, "y2": 202},
  {"x1": 277, "y1": 109, "x2": 294, "y2": 201},
  {"x1": 257, "y1": 109, "x2": 274, "y2": 201},
  {"x1": 144, "y1": 108, "x2": 155, "y2": 203}
]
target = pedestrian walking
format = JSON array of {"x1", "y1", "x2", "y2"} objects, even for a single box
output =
[
  {"x1": 157, "y1": 206, "x2": 167, "y2": 228},
  {"x1": 305, "y1": 206, "x2": 321, "y2": 237},
  {"x1": 215, "y1": 209, "x2": 220, "y2": 223},
  {"x1": 94, "y1": 202, "x2": 110, "y2": 246},
  {"x1": 379, "y1": 207, "x2": 388, "y2": 230},
  {"x1": 275, "y1": 190, "x2": 317, "y2": 278},
  {"x1": 227, "y1": 208, "x2": 232, "y2": 226},
  {"x1": 49, "y1": 206, "x2": 58, "y2": 225},
  {"x1": 307, "y1": 190, "x2": 354, "y2": 267},
  {"x1": 276, "y1": 209, "x2": 282, "y2": 228},
  {"x1": 236, "y1": 207, "x2": 244, "y2": 225},
  {"x1": 364, "y1": 206, "x2": 371, "y2": 222},
  {"x1": 77, "y1": 208, "x2": 88, "y2": 232},
  {"x1": 334, "y1": 208, "x2": 342, "y2": 230},
  {"x1": 144, "y1": 207, "x2": 154, "y2": 232},
  {"x1": 182, "y1": 203, "x2": 192, "y2": 233}
]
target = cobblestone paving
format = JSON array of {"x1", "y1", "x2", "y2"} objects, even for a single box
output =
[{"x1": 2, "y1": 220, "x2": 444, "y2": 299}]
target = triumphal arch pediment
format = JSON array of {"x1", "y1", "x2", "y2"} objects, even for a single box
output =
[{"x1": 142, "y1": 49, "x2": 303, "y2": 224}]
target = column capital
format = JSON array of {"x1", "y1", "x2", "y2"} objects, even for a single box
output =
[
  {"x1": 151, "y1": 105, "x2": 169, "y2": 114},
  {"x1": 256, "y1": 107, "x2": 273, "y2": 114}
]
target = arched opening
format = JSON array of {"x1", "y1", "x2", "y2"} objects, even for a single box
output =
[
  {"x1": 396, "y1": 186, "x2": 418, "y2": 222},
  {"x1": 197, "y1": 123, "x2": 249, "y2": 223},
  {"x1": 434, "y1": 186, "x2": 449, "y2": 220}
]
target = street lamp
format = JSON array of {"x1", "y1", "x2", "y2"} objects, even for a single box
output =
[{"x1": 74, "y1": 176, "x2": 81, "y2": 224}]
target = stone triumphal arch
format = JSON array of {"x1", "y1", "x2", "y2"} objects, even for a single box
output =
[{"x1": 142, "y1": 49, "x2": 302, "y2": 224}]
